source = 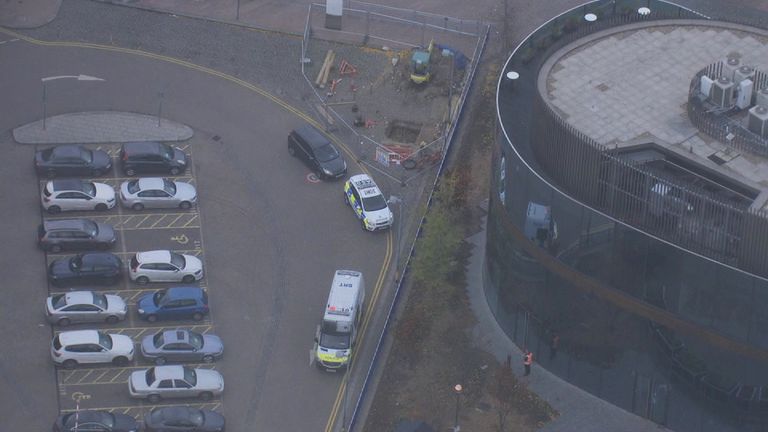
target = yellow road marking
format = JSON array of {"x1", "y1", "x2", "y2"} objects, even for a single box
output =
[{"x1": 324, "y1": 230, "x2": 393, "y2": 432}]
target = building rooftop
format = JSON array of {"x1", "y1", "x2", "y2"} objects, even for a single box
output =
[{"x1": 542, "y1": 21, "x2": 768, "y2": 209}]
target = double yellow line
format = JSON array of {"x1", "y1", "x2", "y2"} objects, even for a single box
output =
[
  {"x1": 324, "y1": 230, "x2": 392, "y2": 432},
  {"x1": 3, "y1": 26, "x2": 396, "y2": 432}
]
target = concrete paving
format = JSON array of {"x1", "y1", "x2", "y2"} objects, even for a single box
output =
[{"x1": 13, "y1": 111, "x2": 193, "y2": 144}]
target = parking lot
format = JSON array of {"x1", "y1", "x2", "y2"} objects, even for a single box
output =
[
  {"x1": 2, "y1": 14, "x2": 393, "y2": 431},
  {"x1": 36, "y1": 142, "x2": 225, "y2": 419}
]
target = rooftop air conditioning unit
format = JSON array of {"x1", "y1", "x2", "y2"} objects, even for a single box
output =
[
  {"x1": 711, "y1": 77, "x2": 735, "y2": 107},
  {"x1": 756, "y1": 87, "x2": 768, "y2": 107},
  {"x1": 734, "y1": 65, "x2": 756, "y2": 84},
  {"x1": 723, "y1": 56, "x2": 740, "y2": 80},
  {"x1": 748, "y1": 105, "x2": 768, "y2": 137},
  {"x1": 736, "y1": 79, "x2": 754, "y2": 109}
]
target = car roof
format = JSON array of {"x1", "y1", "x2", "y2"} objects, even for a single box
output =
[
  {"x1": 122, "y1": 141, "x2": 165, "y2": 155},
  {"x1": 152, "y1": 365, "x2": 186, "y2": 380},
  {"x1": 51, "y1": 144, "x2": 85, "y2": 158},
  {"x1": 136, "y1": 177, "x2": 166, "y2": 190},
  {"x1": 50, "y1": 179, "x2": 87, "y2": 192},
  {"x1": 58, "y1": 291, "x2": 95, "y2": 306},
  {"x1": 349, "y1": 175, "x2": 383, "y2": 197},
  {"x1": 137, "y1": 250, "x2": 172, "y2": 263},
  {"x1": 80, "y1": 252, "x2": 120, "y2": 264},
  {"x1": 59, "y1": 330, "x2": 100, "y2": 345},
  {"x1": 155, "y1": 406, "x2": 195, "y2": 421},
  {"x1": 43, "y1": 218, "x2": 91, "y2": 232},
  {"x1": 161, "y1": 330, "x2": 190, "y2": 344},
  {"x1": 295, "y1": 125, "x2": 331, "y2": 149},
  {"x1": 164, "y1": 286, "x2": 205, "y2": 300}
]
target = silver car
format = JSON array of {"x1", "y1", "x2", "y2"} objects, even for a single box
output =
[
  {"x1": 141, "y1": 329, "x2": 224, "y2": 365},
  {"x1": 119, "y1": 177, "x2": 197, "y2": 210},
  {"x1": 129, "y1": 365, "x2": 224, "y2": 403},
  {"x1": 129, "y1": 250, "x2": 204, "y2": 284},
  {"x1": 46, "y1": 291, "x2": 127, "y2": 326}
]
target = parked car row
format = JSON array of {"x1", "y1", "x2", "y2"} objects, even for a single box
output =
[
  {"x1": 53, "y1": 405, "x2": 225, "y2": 432},
  {"x1": 34, "y1": 143, "x2": 225, "y2": 431},
  {"x1": 41, "y1": 177, "x2": 197, "y2": 214},
  {"x1": 44, "y1": 250, "x2": 204, "y2": 287},
  {"x1": 35, "y1": 142, "x2": 188, "y2": 178},
  {"x1": 51, "y1": 328, "x2": 222, "y2": 368},
  {"x1": 46, "y1": 287, "x2": 209, "y2": 325}
]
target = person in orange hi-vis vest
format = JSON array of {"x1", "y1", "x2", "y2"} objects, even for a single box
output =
[{"x1": 523, "y1": 350, "x2": 533, "y2": 376}]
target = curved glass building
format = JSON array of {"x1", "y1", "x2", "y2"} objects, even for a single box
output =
[{"x1": 488, "y1": 1, "x2": 768, "y2": 430}]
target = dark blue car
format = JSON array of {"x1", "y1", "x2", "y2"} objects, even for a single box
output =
[{"x1": 137, "y1": 287, "x2": 209, "y2": 322}]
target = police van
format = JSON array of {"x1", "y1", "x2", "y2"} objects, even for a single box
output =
[{"x1": 313, "y1": 270, "x2": 366, "y2": 371}]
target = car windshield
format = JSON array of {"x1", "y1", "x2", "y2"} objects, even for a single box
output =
[
  {"x1": 92, "y1": 293, "x2": 107, "y2": 309},
  {"x1": 145, "y1": 368, "x2": 156, "y2": 386},
  {"x1": 153, "y1": 332, "x2": 165, "y2": 348},
  {"x1": 362, "y1": 194, "x2": 388, "y2": 212},
  {"x1": 52, "y1": 294, "x2": 67, "y2": 309},
  {"x1": 65, "y1": 412, "x2": 114, "y2": 428},
  {"x1": 153, "y1": 290, "x2": 166, "y2": 306},
  {"x1": 319, "y1": 332, "x2": 351, "y2": 349},
  {"x1": 83, "y1": 220, "x2": 98, "y2": 237},
  {"x1": 69, "y1": 255, "x2": 83, "y2": 270},
  {"x1": 126, "y1": 180, "x2": 140, "y2": 194},
  {"x1": 98, "y1": 332, "x2": 113, "y2": 349},
  {"x1": 314, "y1": 144, "x2": 339, "y2": 162},
  {"x1": 160, "y1": 143, "x2": 174, "y2": 160},
  {"x1": 170, "y1": 252, "x2": 186, "y2": 269},
  {"x1": 79, "y1": 148, "x2": 93, "y2": 163},
  {"x1": 183, "y1": 367, "x2": 197, "y2": 386},
  {"x1": 79, "y1": 182, "x2": 97, "y2": 197},
  {"x1": 188, "y1": 332, "x2": 204, "y2": 350},
  {"x1": 189, "y1": 410, "x2": 204, "y2": 426},
  {"x1": 162, "y1": 179, "x2": 177, "y2": 195}
]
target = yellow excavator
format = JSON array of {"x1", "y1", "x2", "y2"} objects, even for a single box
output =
[{"x1": 409, "y1": 40, "x2": 435, "y2": 84}]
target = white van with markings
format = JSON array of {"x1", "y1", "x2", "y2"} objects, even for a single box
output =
[{"x1": 313, "y1": 270, "x2": 365, "y2": 372}]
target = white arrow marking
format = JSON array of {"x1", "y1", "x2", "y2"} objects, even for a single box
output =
[{"x1": 42, "y1": 74, "x2": 106, "y2": 82}]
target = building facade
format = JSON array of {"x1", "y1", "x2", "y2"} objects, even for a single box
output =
[{"x1": 488, "y1": 1, "x2": 768, "y2": 430}]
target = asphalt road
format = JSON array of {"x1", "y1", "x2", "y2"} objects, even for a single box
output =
[{"x1": 0, "y1": 21, "x2": 392, "y2": 432}]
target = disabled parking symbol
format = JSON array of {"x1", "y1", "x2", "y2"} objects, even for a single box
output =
[{"x1": 306, "y1": 173, "x2": 320, "y2": 184}]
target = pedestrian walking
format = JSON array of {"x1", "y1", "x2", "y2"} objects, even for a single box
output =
[
  {"x1": 549, "y1": 333, "x2": 560, "y2": 360},
  {"x1": 523, "y1": 350, "x2": 533, "y2": 376}
]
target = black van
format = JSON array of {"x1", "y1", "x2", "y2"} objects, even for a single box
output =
[{"x1": 288, "y1": 125, "x2": 347, "y2": 180}]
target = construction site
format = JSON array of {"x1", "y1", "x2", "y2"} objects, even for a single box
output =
[{"x1": 301, "y1": 2, "x2": 487, "y2": 185}]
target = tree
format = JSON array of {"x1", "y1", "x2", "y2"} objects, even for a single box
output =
[{"x1": 489, "y1": 360, "x2": 524, "y2": 432}]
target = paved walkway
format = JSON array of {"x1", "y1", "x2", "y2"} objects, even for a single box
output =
[
  {"x1": 13, "y1": 111, "x2": 193, "y2": 144},
  {"x1": 465, "y1": 214, "x2": 664, "y2": 432}
]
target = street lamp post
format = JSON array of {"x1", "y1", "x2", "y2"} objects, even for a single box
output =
[
  {"x1": 453, "y1": 384, "x2": 463, "y2": 432},
  {"x1": 41, "y1": 74, "x2": 106, "y2": 130}
]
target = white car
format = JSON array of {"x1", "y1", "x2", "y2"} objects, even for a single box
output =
[
  {"x1": 343, "y1": 174, "x2": 394, "y2": 231},
  {"x1": 45, "y1": 291, "x2": 127, "y2": 326},
  {"x1": 119, "y1": 177, "x2": 198, "y2": 210},
  {"x1": 51, "y1": 330, "x2": 134, "y2": 369},
  {"x1": 129, "y1": 250, "x2": 204, "y2": 284},
  {"x1": 129, "y1": 365, "x2": 224, "y2": 403},
  {"x1": 42, "y1": 179, "x2": 116, "y2": 214}
]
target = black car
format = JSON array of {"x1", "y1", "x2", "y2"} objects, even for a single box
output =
[
  {"x1": 38, "y1": 219, "x2": 116, "y2": 253},
  {"x1": 35, "y1": 144, "x2": 112, "y2": 178},
  {"x1": 48, "y1": 252, "x2": 123, "y2": 286},
  {"x1": 120, "y1": 141, "x2": 189, "y2": 176},
  {"x1": 288, "y1": 125, "x2": 347, "y2": 179},
  {"x1": 144, "y1": 406, "x2": 225, "y2": 432},
  {"x1": 54, "y1": 410, "x2": 140, "y2": 432}
]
